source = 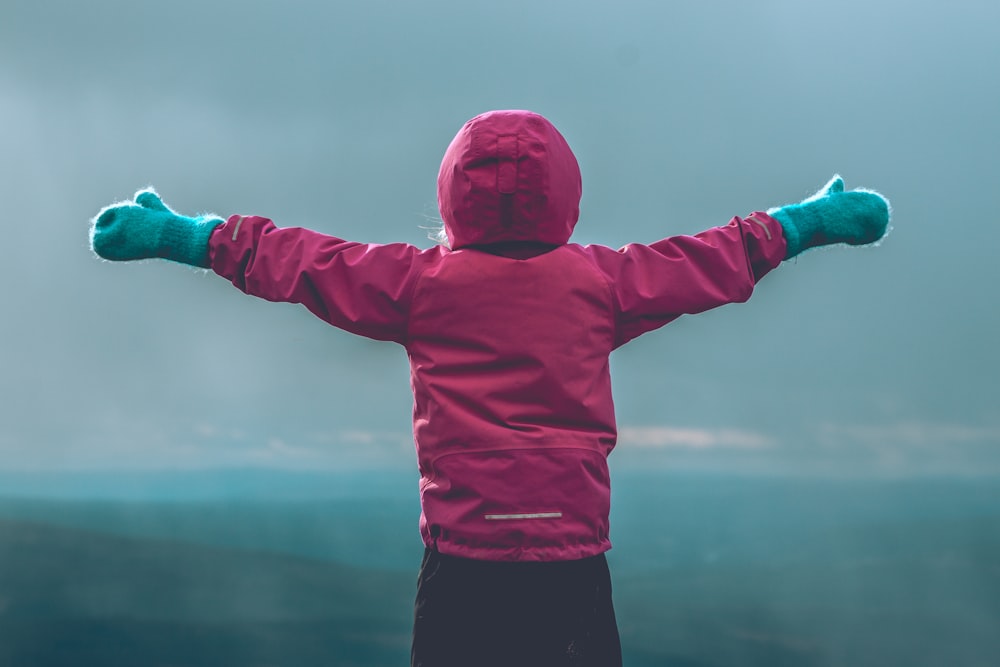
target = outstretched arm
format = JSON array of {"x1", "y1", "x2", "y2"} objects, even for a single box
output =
[
  {"x1": 90, "y1": 188, "x2": 428, "y2": 343},
  {"x1": 590, "y1": 175, "x2": 891, "y2": 346}
]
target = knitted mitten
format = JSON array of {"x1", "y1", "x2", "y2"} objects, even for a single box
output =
[
  {"x1": 769, "y1": 176, "x2": 890, "y2": 259},
  {"x1": 90, "y1": 189, "x2": 223, "y2": 267}
]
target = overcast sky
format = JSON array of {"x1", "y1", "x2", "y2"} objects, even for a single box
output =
[{"x1": 1, "y1": 0, "x2": 997, "y2": 477}]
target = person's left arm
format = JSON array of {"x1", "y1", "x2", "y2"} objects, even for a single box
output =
[
  {"x1": 209, "y1": 213, "x2": 429, "y2": 343},
  {"x1": 91, "y1": 188, "x2": 430, "y2": 343}
]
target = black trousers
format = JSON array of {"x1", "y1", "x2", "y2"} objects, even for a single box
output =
[{"x1": 411, "y1": 548, "x2": 622, "y2": 667}]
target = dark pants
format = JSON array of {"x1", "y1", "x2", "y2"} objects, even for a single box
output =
[{"x1": 411, "y1": 548, "x2": 622, "y2": 667}]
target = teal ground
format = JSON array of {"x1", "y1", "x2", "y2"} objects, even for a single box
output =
[{"x1": 1, "y1": 472, "x2": 998, "y2": 666}]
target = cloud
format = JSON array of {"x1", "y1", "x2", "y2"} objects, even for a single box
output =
[
  {"x1": 811, "y1": 420, "x2": 1000, "y2": 477},
  {"x1": 0, "y1": 419, "x2": 415, "y2": 472},
  {"x1": 221, "y1": 429, "x2": 416, "y2": 470},
  {"x1": 615, "y1": 421, "x2": 1000, "y2": 478},
  {"x1": 819, "y1": 421, "x2": 1000, "y2": 448},
  {"x1": 618, "y1": 426, "x2": 775, "y2": 450}
]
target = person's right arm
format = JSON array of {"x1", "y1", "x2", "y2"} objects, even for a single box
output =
[
  {"x1": 209, "y1": 214, "x2": 427, "y2": 343},
  {"x1": 586, "y1": 176, "x2": 890, "y2": 347}
]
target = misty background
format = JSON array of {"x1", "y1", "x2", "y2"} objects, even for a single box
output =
[
  {"x1": 1, "y1": 1, "x2": 999, "y2": 665},
  {"x1": 1, "y1": 0, "x2": 997, "y2": 476}
]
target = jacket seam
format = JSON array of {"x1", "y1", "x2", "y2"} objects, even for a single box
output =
[
  {"x1": 424, "y1": 441, "x2": 609, "y2": 472},
  {"x1": 576, "y1": 246, "x2": 624, "y2": 349},
  {"x1": 401, "y1": 250, "x2": 436, "y2": 348},
  {"x1": 735, "y1": 215, "x2": 756, "y2": 298}
]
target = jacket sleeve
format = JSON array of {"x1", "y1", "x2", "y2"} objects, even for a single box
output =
[
  {"x1": 587, "y1": 212, "x2": 786, "y2": 348},
  {"x1": 208, "y1": 215, "x2": 429, "y2": 344}
]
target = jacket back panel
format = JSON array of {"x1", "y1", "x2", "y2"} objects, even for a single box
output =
[{"x1": 406, "y1": 245, "x2": 618, "y2": 560}]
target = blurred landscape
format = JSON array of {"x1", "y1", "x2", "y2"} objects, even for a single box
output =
[
  {"x1": 3, "y1": 1, "x2": 1000, "y2": 665},
  {"x1": 1, "y1": 469, "x2": 997, "y2": 666}
]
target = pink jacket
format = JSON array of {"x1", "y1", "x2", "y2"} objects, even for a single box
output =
[{"x1": 209, "y1": 110, "x2": 787, "y2": 561}]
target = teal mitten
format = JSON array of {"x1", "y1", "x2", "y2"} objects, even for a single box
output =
[
  {"x1": 769, "y1": 176, "x2": 890, "y2": 259},
  {"x1": 90, "y1": 189, "x2": 223, "y2": 267}
]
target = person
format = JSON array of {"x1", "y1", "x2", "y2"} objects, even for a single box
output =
[{"x1": 90, "y1": 109, "x2": 890, "y2": 667}]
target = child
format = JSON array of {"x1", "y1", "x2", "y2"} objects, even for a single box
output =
[{"x1": 91, "y1": 109, "x2": 889, "y2": 667}]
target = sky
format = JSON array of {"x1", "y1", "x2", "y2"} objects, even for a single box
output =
[{"x1": 1, "y1": 0, "x2": 998, "y2": 478}]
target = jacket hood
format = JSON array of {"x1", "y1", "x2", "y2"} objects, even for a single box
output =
[{"x1": 437, "y1": 110, "x2": 582, "y2": 249}]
